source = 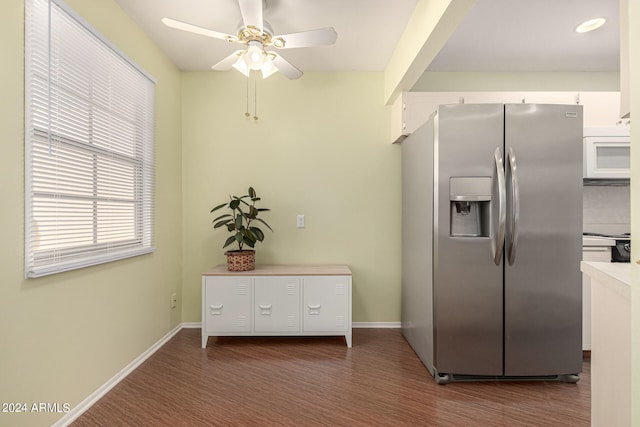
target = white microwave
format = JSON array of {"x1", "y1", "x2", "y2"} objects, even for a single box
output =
[{"x1": 583, "y1": 127, "x2": 630, "y2": 179}]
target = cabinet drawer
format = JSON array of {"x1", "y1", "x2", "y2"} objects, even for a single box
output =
[
  {"x1": 583, "y1": 246, "x2": 611, "y2": 262},
  {"x1": 254, "y1": 277, "x2": 300, "y2": 332},
  {"x1": 303, "y1": 276, "x2": 350, "y2": 332},
  {"x1": 204, "y1": 277, "x2": 251, "y2": 333}
]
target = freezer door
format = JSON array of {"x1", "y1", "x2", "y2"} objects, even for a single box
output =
[
  {"x1": 434, "y1": 104, "x2": 505, "y2": 376},
  {"x1": 503, "y1": 104, "x2": 583, "y2": 376}
]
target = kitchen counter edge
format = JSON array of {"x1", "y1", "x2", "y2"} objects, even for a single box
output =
[{"x1": 581, "y1": 261, "x2": 631, "y2": 300}]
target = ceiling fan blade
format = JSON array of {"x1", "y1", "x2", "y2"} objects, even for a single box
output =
[
  {"x1": 162, "y1": 17, "x2": 238, "y2": 43},
  {"x1": 212, "y1": 51, "x2": 244, "y2": 71},
  {"x1": 271, "y1": 27, "x2": 337, "y2": 49},
  {"x1": 270, "y1": 53, "x2": 303, "y2": 80},
  {"x1": 238, "y1": 0, "x2": 263, "y2": 33}
]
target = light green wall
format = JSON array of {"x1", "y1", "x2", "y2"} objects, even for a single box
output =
[
  {"x1": 0, "y1": 0, "x2": 634, "y2": 424},
  {"x1": 181, "y1": 71, "x2": 401, "y2": 323},
  {"x1": 412, "y1": 71, "x2": 620, "y2": 91},
  {"x1": 0, "y1": 1, "x2": 182, "y2": 426}
]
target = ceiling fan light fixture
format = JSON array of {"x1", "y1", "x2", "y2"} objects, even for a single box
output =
[
  {"x1": 261, "y1": 55, "x2": 278, "y2": 78},
  {"x1": 232, "y1": 54, "x2": 251, "y2": 77},
  {"x1": 246, "y1": 40, "x2": 265, "y2": 70},
  {"x1": 575, "y1": 17, "x2": 606, "y2": 33}
]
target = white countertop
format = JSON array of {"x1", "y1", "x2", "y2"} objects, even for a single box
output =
[
  {"x1": 581, "y1": 261, "x2": 631, "y2": 300},
  {"x1": 582, "y1": 236, "x2": 617, "y2": 247}
]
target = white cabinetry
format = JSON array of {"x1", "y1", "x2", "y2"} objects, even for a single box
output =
[
  {"x1": 581, "y1": 262, "x2": 631, "y2": 427},
  {"x1": 254, "y1": 277, "x2": 300, "y2": 332},
  {"x1": 619, "y1": 0, "x2": 630, "y2": 118},
  {"x1": 391, "y1": 91, "x2": 622, "y2": 143},
  {"x1": 579, "y1": 92, "x2": 622, "y2": 127},
  {"x1": 303, "y1": 276, "x2": 350, "y2": 332},
  {"x1": 202, "y1": 265, "x2": 352, "y2": 348},
  {"x1": 391, "y1": 92, "x2": 461, "y2": 143},
  {"x1": 581, "y1": 237, "x2": 614, "y2": 351},
  {"x1": 203, "y1": 277, "x2": 251, "y2": 333}
]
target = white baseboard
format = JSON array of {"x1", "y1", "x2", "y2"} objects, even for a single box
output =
[
  {"x1": 181, "y1": 322, "x2": 202, "y2": 329},
  {"x1": 52, "y1": 320, "x2": 400, "y2": 425},
  {"x1": 52, "y1": 323, "x2": 184, "y2": 427},
  {"x1": 353, "y1": 322, "x2": 401, "y2": 328},
  {"x1": 172, "y1": 321, "x2": 402, "y2": 329}
]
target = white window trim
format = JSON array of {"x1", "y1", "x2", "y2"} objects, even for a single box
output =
[{"x1": 25, "y1": 0, "x2": 156, "y2": 278}]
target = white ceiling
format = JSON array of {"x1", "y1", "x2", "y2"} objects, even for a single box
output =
[
  {"x1": 114, "y1": 0, "x2": 419, "y2": 72},
  {"x1": 428, "y1": 0, "x2": 620, "y2": 72},
  {"x1": 114, "y1": 0, "x2": 620, "y2": 74}
]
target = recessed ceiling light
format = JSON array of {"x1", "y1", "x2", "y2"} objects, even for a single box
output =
[{"x1": 576, "y1": 17, "x2": 606, "y2": 33}]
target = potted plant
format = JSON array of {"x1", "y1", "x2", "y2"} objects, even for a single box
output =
[{"x1": 210, "y1": 187, "x2": 272, "y2": 271}]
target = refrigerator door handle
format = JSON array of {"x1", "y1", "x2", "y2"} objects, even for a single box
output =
[
  {"x1": 492, "y1": 147, "x2": 506, "y2": 265},
  {"x1": 507, "y1": 147, "x2": 520, "y2": 265}
]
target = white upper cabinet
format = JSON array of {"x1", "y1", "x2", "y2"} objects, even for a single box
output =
[
  {"x1": 391, "y1": 91, "x2": 623, "y2": 144},
  {"x1": 619, "y1": 0, "x2": 630, "y2": 119},
  {"x1": 580, "y1": 92, "x2": 623, "y2": 127}
]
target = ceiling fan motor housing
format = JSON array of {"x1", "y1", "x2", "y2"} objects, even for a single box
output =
[{"x1": 235, "y1": 21, "x2": 285, "y2": 49}]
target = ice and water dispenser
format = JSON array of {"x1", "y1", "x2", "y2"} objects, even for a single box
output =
[{"x1": 450, "y1": 177, "x2": 491, "y2": 237}]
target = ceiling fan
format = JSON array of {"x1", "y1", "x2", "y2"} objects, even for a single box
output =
[{"x1": 161, "y1": 0, "x2": 338, "y2": 80}]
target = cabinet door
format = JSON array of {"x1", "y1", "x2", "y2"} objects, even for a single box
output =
[
  {"x1": 303, "y1": 276, "x2": 350, "y2": 332},
  {"x1": 204, "y1": 277, "x2": 251, "y2": 333},
  {"x1": 582, "y1": 247, "x2": 612, "y2": 351},
  {"x1": 254, "y1": 277, "x2": 300, "y2": 332}
]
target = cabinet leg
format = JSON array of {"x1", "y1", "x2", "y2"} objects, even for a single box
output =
[
  {"x1": 202, "y1": 335, "x2": 208, "y2": 348},
  {"x1": 345, "y1": 333, "x2": 352, "y2": 348}
]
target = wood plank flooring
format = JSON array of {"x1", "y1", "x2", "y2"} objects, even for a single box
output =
[{"x1": 72, "y1": 328, "x2": 590, "y2": 426}]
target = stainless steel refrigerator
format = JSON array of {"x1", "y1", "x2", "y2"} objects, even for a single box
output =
[{"x1": 401, "y1": 103, "x2": 583, "y2": 384}]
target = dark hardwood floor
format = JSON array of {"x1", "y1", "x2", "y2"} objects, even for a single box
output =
[{"x1": 73, "y1": 328, "x2": 590, "y2": 426}]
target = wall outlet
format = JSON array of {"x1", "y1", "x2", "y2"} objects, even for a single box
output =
[
  {"x1": 170, "y1": 292, "x2": 177, "y2": 309},
  {"x1": 297, "y1": 214, "x2": 305, "y2": 228}
]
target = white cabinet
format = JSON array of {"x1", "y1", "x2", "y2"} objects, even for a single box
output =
[
  {"x1": 303, "y1": 276, "x2": 350, "y2": 332},
  {"x1": 202, "y1": 265, "x2": 352, "y2": 348},
  {"x1": 619, "y1": 0, "x2": 630, "y2": 119},
  {"x1": 254, "y1": 277, "x2": 300, "y2": 332},
  {"x1": 391, "y1": 92, "x2": 461, "y2": 143},
  {"x1": 579, "y1": 92, "x2": 622, "y2": 127},
  {"x1": 391, "y1": 91, "x2": 623, "y2": 143},
  {"x1": 581, "y1": 262, "x2": 631, "y2": 427},
  {"x1": 581, "y1": 239, "x2": 614, "y2": 351},
  {"x1": 203, "y1": 277, "x2": 251, "y2": 334}
]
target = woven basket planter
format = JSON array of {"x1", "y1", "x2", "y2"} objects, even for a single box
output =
[{"x1": 225, "y1": 250, "x2": 256, "y2": 271}]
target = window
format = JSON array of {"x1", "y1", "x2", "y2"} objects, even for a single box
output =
[{"x1": 24, "y1": 0, "x2": 156, "y2": 278}]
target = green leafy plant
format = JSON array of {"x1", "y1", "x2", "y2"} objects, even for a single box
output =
[{"x1": 210, "y1": 187, "x2": 273, "y2": 251}]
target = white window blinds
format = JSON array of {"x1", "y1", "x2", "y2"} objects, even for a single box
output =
[{"x1": 25, "y1": 0, "x2": 156, "y2": 278}]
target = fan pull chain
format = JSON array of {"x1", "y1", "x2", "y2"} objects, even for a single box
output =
[
  {"x1": 244, "y1": 74, "x2": 250, "y2": 118},
  {"x1": 253, "y1": 73, "x2": 258, "y2": 121},
  {"x1": 244, "y1": 72, "x2": 259, "y2": 121}
]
